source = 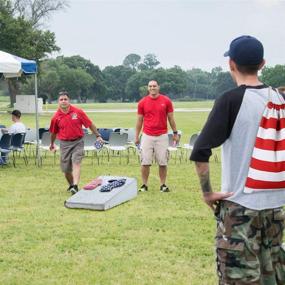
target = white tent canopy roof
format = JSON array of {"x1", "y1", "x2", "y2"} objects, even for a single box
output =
[
  {"x1": 0, "y1": 50, "x2": 37, "y2": 77},
  {"x1": 0, "y1": 51, "x2": 21, "y2": 74}
]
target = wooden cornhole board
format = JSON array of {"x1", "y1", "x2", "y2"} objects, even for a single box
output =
[{"x1": 64, "y1": 176, "x2": 137, "y2": 210}]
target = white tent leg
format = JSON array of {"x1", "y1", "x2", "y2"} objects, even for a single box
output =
[{"x1": 34, "y1": 73, "x2": 41, "y2": 167}]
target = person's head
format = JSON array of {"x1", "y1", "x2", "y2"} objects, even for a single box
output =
[
  {"x1": 278, "y1": 86, "x2": 285, "y2": 95},
  {"x1": 224, "y1": 35, "x2": 265, "y2": 82},
  {"x1": 11, "y1": 109, "x2": 21, "y2": 122},
  {"x1": 58, "y1": 90, "x2": 70, "y2": 111},
  {"x1": 147, "y1": 80, "x2": 160, "y2": 98}
]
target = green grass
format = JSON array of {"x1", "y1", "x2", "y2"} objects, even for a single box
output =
[
  {"x1": 37, "y1": 100, "x2": 214, "y2": 111},
  {"x1": 0, "y1": 102, "x2": 222, "y2": 284}
]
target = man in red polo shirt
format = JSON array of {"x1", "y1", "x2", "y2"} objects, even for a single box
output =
[
  {"x1": 49, "y1": 91, "x2": 103, "y2": 195},
  {"x1": 135, "y1": 80, "x2": 179, "y2": 192}
]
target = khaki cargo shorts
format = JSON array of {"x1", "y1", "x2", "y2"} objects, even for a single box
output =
[
  {"x1": 215, "y1": 200, "x2": 285, "y2": 285},
  {"x1": 60, "y1": 137, "x2": 84, "y2": 173},
  {"x1": 140, "y1": 133, "x2": 169, "y2": 166}
]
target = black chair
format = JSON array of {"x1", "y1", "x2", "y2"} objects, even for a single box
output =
[
  {"x1": 11, "y1": 133, "x2": 28, "y2": 167},
  {"x1": 0, "y1": 133, "x2": 12, "y2": 165},
  {"x1": 39, "y1": 128, "x2": 49, "y2": 140}
]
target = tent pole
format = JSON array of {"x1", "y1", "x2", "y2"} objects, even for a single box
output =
[{"x1": 34, "y1": 73, "x2": 41, "y2": 166}]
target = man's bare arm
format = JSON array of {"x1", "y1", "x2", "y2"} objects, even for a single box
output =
[
  {"x1": 195, "y1": 162, "x2": 213, "y2": 193},
  {"x1": 195, "y1": 161, "x2": 233, "y2": 210},
  {"x1": 135, "y1": 115, "x2": 143, "y2": 145}
]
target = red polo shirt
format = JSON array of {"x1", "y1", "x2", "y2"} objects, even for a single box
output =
[
  {"x1": 138, "y1": 94, "x2": 174, "y2": 136},
  {"x1": 50, "y1": 105, "x2": 92, "y2": 140}
]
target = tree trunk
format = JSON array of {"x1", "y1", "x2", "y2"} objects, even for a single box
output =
[{"x1": 7, "y1": 79, "x2": 20, "y2": 107}]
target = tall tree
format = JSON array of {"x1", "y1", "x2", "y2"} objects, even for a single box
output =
[
  {"x1": 11, "y1": 0, "x2": 68, "y2": 27},
  {"x1": 58, "y1": 66, "x2": 94, "y2": 103},
  {"x1": 102, "y1": 65, "x2": 135, "y2": 102},
  {"x1": 125, "y1": 70, "x2": 153, "y2": 101},
  {"x1": 61, "y1": 55, "x2": 106, "y2": 101},
  {"x1": 138, "y1": 53, "x2": 160, "y2": 70},
  {"x1": 0, "y1": 2, "x2": 60, "y2": 105},
  {"x1": 261, "y1": 65, "x2": 285, "y2": 88},
  {"x1": 123, "y1": 53, "x2": 141, "y2": 70}
]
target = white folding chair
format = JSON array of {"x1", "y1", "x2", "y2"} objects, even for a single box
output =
[
  {"x1": 83, "y1": 133, "x2": 104, "y2": 165},
  {"x1": 104, "y1": 132, "x2": 129, "y2": 164},
  {"x1": 168, "y1": 131, "x2": 182, "y2": 164}
]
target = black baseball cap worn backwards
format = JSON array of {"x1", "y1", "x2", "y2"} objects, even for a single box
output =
[{"x1": 224, "y1": 35, "x2": 264, "y2": 65}]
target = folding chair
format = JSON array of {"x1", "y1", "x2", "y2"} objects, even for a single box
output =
[
  {"x1": 11, "y1": 133, "x2": 28, "y2": 167},
  {"x1": 39, "y1": 132, "x2": 59, "y2": 165},
  {"x1": 182, "y1": 133, "x2": 199, "y2": 162},
  {"x1": 168, "y1": 132, "x2": 182, "y2": 163},
  {"x1": 39, "y1": 128, "x2": 49, "y2": 140},
  {"x1": 98, "y1": 128, "x2": 113, "y2": 143},
  {"x1": 83, "y1": 133, "x2": 104, "y2": 165},
  {"x1": 104, "y1": 132, "x2": 129, "y2": 164},
  {"x1": 0, "y1": 133, "x2": 12, "y2": 166},
  {"x1": 24, "y1": 128, "x2": 37, "y2": 156}
]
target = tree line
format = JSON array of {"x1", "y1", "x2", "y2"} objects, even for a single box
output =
[
  {"x1": 1, "y1": 0, "x2": 285, "y2": 105},
  {"x1": 21, "y1": 55, "x2": 285, "y2": 103}
]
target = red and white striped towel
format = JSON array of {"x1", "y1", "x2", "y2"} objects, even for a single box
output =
[{"x1": 244, "y1": 88, "x2": 285, "y2": 193}]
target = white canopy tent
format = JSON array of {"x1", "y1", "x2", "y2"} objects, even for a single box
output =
[{"x1": 0, "y1": 50, "x2": 41, "y2": 166}]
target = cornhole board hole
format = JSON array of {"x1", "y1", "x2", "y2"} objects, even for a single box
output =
[{"x1": 64, "y1": 176, "x2": 137, "y2": 211}]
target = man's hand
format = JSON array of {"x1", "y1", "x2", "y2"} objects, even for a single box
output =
[
  {"x1": 96, "y1": 136, "x2": 104, "y2": 143},
  {"x1": 49, "y1": 144, "x2": 55, "y2": 152},
  {"x1": 135, "y1": 136, "x2": 140, "y2": 145},
  {"x1": 173, "y1": 133, "x2": 179, "y2": 143},
  {"x1": 203, "y1": 191, "x2": 233, "y2": 210}
]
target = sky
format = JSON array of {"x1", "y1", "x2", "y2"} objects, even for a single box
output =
[{"x1": 48, "y1": 0, "x2": 285, "y2": 72}]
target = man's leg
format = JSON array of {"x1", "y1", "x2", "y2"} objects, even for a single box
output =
[
  {"x1": 215, "y1": 201, "x2": 262, "y2": 285},
  {"x1": 159, "y1": 165, "x2": 167, "y2": 185},
  {"x1": 64, "y1": 172, "x2": 74, "y2": 186},
  {"x1": 139, "y1": 134, "x2": 154, "y2": 191},
  {"x1": 70, "y1": 138, "x2": 84, "y2": 192},
  {"x1": 141, "y1": 165, "x2": 150, "y2": 185},
  {"x1": 155, "y1": 134, "x2": 169, "y2": 191},
  {"x1": 72, "y1": 162, "x2": 81, "y2": 186}
]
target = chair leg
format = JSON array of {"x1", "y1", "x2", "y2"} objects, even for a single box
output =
[{"x1": 12, "y1": 151, "x2": 16, "y2": 167}]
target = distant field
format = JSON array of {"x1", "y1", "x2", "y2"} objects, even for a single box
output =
[
  {"x1": 0, "y1": 95, "x2": 9, "y2": 102},
  {"x1": 0, "y1": 102, "x2": 210, "y2": 144},
  {"x1": 0, "y1": 97, "x2": 214, "y2": 111},
  {"x1": 45, "y1": 101, "x2": 214, "y2": 110}
]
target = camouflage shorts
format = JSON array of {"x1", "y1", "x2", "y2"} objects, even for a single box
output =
[{"x1": 215, "y1": 200, "x2": 285, "y2": 285}]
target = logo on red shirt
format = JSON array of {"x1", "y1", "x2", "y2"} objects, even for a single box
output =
[{"x1": 71, "y1": 113, "x2": 78, "y2": 120}]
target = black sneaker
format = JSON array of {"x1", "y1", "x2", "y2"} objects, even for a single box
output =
[
  {"x1": 70, "y1": 185, "x2": 79, "y2": 195},
  {"x1": 67, "y1": 185, "x2": 74, "y2": 192},
  {"x1": 139, "y1": 184, "x2": 148, "y2": 192},
  {"x1": 160, "y1": 184, "x2": 170, "y2": 192}
]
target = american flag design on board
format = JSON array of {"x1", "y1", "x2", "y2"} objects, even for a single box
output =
[{"x1": 244, "y1": 88, "x2": 285, "y2": 193}]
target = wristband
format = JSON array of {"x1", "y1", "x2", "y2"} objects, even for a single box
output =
[
  {"x1": 96, "y1": 134, "x2": 101, "y2": 138},
  {"x1": 173, "y1": 131, "x2": 178, "y2": 135}
]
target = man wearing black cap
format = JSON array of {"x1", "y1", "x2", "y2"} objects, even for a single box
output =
[{"x1": 191, "y1": 36, "x2": 285, "y2": 284}]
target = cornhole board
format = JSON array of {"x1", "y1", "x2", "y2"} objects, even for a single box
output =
[{"x1": 64, "y1": 176, "x2": 137, "y2": 211}]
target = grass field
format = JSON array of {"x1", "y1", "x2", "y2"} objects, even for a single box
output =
[
  {"x1": 0, "y1": 102, "x2": 223, "y2": 285},
  {"x1": 0, "y1": 97, "x2": 214, "y2": 111}
]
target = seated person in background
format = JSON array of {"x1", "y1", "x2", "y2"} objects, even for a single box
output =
[
  {"x1": 0, "y1": 110, "x2": 26, "y2": 164},
  {"x1": 1, "y1": 110, "x2": 26, "y2": 135}
]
